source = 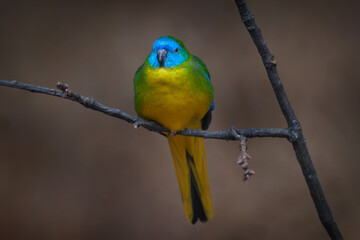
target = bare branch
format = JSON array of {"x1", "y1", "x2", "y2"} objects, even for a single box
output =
[
  {"x1": 0, "y1": 2, "x2": 343, "y2": 237},
  {"x1": 235, "y1": 0, "x2": 343, "y2": 239},
  {"x1": 0, "y1": 79, "x2": 292, "y2": 141}
]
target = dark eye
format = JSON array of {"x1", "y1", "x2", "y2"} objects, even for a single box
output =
[{"x1": 174, "y1": 47, "x2": 178, "y2": 53}]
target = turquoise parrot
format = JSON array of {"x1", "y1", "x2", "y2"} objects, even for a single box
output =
[{"x1": 134, "y1": 36, "x2": 214, "y2": 224}]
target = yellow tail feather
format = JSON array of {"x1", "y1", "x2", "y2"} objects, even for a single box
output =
[{"x1": 167, "y1": 134, "x2": 213, "y2": 223}]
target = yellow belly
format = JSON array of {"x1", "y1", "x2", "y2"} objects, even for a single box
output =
[{"x1": 137, "y1": 68, "x2": 211, "y2": 131}]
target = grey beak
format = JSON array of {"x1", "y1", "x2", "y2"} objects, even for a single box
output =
[{"x1": 157, "y1": 49, "x2": 167, "y2": 67}]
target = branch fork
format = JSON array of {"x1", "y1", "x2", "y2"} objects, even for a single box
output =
[{"x1": 0, "y1": 1, "x2": 343, "y2": 237}]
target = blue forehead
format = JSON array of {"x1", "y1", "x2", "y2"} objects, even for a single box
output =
[
  {"x1": 152, "y1": 37, "x2": 180, "y2": 51},
  {"x1": 148, "y1": 36, "x2": 188, "y2": 68}
]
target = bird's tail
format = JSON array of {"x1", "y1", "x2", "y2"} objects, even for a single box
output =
[{"x1": 167, "y1": 134, "x2": 213, "y2": 224}]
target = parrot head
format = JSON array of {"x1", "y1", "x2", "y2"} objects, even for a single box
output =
[{"x1": 147, "y1": 36, "x2": 189, "y2": 69}]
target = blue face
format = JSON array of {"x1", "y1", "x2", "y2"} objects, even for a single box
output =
[{"x1": 148, "y1": 37, "x2": 188, "y2": 68}]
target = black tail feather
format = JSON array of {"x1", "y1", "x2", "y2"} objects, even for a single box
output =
[{"x1": 187, "y1": 152, "x2": 207, "y2": 224}]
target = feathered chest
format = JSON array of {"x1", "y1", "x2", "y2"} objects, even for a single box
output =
[{"x1": 134, "y1": 66, "x2": 212, "y2": 131}]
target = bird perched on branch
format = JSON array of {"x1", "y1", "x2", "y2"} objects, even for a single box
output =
[{"x1": 134, "y1": 36, "x2": 214, "y2": 224}]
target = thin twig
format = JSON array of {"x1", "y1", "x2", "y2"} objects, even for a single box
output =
[
  {"x1": 0, "y1": 79, "x2": 292, "y2": 141},
  {"x1": 234, "y1": 0, "x2": 343, "y2": 239},
  {"x1": 0, "y1": 2, "x2": 343, "y2": 236}
]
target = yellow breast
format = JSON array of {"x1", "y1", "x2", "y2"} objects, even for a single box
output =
[{"x1": 136, "y1": 67, "x2": 211, "y2": 131}]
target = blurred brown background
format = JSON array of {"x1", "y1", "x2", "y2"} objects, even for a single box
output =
[{"x1": 0, "y1": 0, "x2": 359, "y2": 239}]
